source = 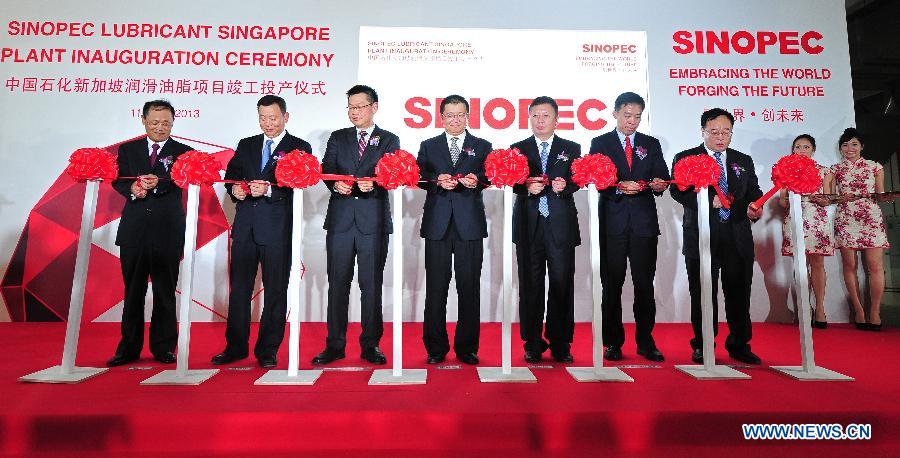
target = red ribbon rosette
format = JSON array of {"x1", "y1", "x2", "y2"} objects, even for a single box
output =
[
  {"x1": 753, "y1": 153, "x2": 822, "y2": 208},
  {"x1": 64, "y1": 147, "x2": 118, "y2": 182},
  {"x1": 170, "y1": 150, "x2": 223, "y2": 188},
  {"x1": 484, "y1": 148, "x2": 529, "y2": 188},
  {"x1": 375, "y1": 149, "x2": 420, "y2": 190},
  {"x1": 570, "y1": 154, "x2": 618, "y2": 189},
  {"x1": 672, "y1": 154, "x2": 730, "y2": 209},
  {"x1": 274, "y1": 150, "x2": 321, "y2": 189}
]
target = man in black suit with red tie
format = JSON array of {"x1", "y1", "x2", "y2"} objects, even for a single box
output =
[
  {"x1": 211, "y1": 95, "x2": 312, "y2": 369},
  {"x1": 670, "y1": 108, "x2": 763, "y2": 365},
  {"x1": 312, "y1": 85, "x2": 400, "y2": 366},
  {"x1": 416, "y1": 95, "x2": 492, "y2": 366},
  {"x1": 589, "y1": 92, "x2": 670, "y2": 363},
  {"x1": 512, "y1": 96, "x2": 582, "y2": 364},
  {"x1": 108, "y1": 99, "x2": 191, "y2": 366}
]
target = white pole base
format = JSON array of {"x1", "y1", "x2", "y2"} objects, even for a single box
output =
[
  {"x1": 255, "y1": 369, "x2": 323, "y2": 385},
  {"x1": 675, "y1": 364, "x2": 751, "y2": 380},
  {"x1": 477, "y1": 366, "x2": 537, "y2": 383},
  {"x1": 770, "y1": 365, "x2": 854, "y2": 381},
  {"x1": 566, "y1": 366, "x2": 634, "y2": 383},
  {"x1": 19, "y1": 365, "x2": 108, "y2": 384},
  {"x1": 368, "y1": 368, "x2": 427, "y2": 385},
  {"x1": 140, "y1": 369, "x2": 219, "y2": 385}
]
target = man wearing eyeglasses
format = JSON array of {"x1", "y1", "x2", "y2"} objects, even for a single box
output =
[
  {"x1": 670, "y1": 108, "x2": 764, "y2": 365},
  {"x1": 416, "y1": 95, "x2": 492, "y2": 365},
  {"x1": 107, "y1": 99, "x2": 192, "y2": 367},
  {"x1": 312, "y1": 84, "x2": 400, "y2": 366}
]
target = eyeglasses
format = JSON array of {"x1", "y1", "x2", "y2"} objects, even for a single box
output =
[
  {"x1": 442, "y1": 113, "x2": 468, "y2": 120},
  {"x1": 147, "y1": 121, "x2": 172, "y2": 128},
  {"x1": 346, "y1": 103, "x2": 373, "y2": 112},
  {"x1": 704, "y1": 129, "x2": 732, "y2": 138}
]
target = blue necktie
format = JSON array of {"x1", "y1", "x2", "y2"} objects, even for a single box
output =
[
  {"x1": 539, "y1": 141, "x2": 550, "y2": 218},
  {"x1": 261, "y1": 139, "x2": 274, "y2": 171},
  {"x1": 714, "y1": 152, "x2": 730, "y2": 220}
]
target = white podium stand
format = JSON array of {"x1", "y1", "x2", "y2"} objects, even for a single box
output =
[
  {"x1": 771, "y1": 192, "x2": 853, "y2": 381},
  {"x1": 567, "y1": 184, "x2": 633, "y2": 382},
  {"x1": 20, "y1": 180, "x2": 108, "y2": 383},
  {"x1": 676, "y1": 191, "x2": 751, "y2": 380}
]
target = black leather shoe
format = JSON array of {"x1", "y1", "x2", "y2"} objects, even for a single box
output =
[
  {"x1": 812, "y1": 320, "x2": 828, "y2": 329},
  {"x1": 154, "y1": 351, "x2": 176, "y2": 364},
  {"x1": 728, "y1": 349, "x2": 761, "y2": 365},
  {"x1": 552, "y1": 352, "x2": 574, "y2": 363},
  {"x1": 636, "y1": 346, "x2": 665, "y2": 362},
  {"x1": 361, "y1": 347, "x2": 387, "y2": 365},
  {"x1": 867, "y1": 323, "x2": 882, "y2": 332},
  {"x1": 603, "y1": 346, "x2": 622, "y2": 361},
  {"x1": 106, "y1": 354, "x2": 138, "y2": 367},
  {"x1": 258, "y1": 355, "x2": 277, "y2": 368},
  {"x1": 457, "y1": 353, "x2": 479, "y2": 365},
  {"x1": 311, "y1": 348, "x2": 345, "y2": 365},
  {"x1": 691, "y1": 348, "x2": 703, "y2": 364},
  {"x1": 524, "y1": 351, "x2": 542, "y2": 363},
  {"x1": 211, "y1": 351, "x2": 247, "y2": 365},
  {"x1": 426, "y1": 353, "x2": 446, "y2": 364}
]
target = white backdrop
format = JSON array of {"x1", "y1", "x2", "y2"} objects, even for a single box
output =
[{"x1": 0, "y1": 0, "x2": 855, "y2": 324}]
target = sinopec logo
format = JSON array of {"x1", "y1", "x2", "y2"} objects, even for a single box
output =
[
  {"x1": 404, "y1": 97, "x2": 608, "y2": 131},
  {"x1": 672, "y1": 30, "x2": 824, "y2": 55}
]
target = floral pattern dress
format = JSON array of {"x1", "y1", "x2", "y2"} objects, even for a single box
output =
[
  {"x1": 831, "y1": 158, "x2": 890, "y2": 249},
  {"x1": 782, "y1": 165, "x2": 834, "y2": 256}
]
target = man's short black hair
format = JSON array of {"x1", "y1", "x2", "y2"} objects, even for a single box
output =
[
  {"x1": 529, "y1": 96, "x2": 558, "y2": 115},
  {"x1": 700, "y1": 108, "x2": 735, "y2": 128},
  {"x1": 440, "y1": 94, "x2": 469, "y2": 113},
  {"x1": 142, "y1": 99, "x2": 175, "y2": 118},
  {"x1": 347, "y1": 84, "x2": 378, "y2": 104},
  {"x1": 257, "y1": 95, "x2": 287, "y2": 113},
  {"x1": 614, "y1": 92, "x2": 646, "y2": 112}
]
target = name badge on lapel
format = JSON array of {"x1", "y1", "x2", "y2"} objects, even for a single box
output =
[
  {"x1": 159, "y1": 156, "x2": 174, "y2": 172},
  {"x1": 635, "y1": 146, "x2": 647, "y2": 160},
  {"x1": 369, "y1": 136, "x2": 380, "y2": 146},
  {"x1": 463, "y1": 147, "x2": 475, "y2": 156}
]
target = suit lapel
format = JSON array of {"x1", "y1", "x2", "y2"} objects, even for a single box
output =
[
  {"x1": 519, "y1": 139, "x2": 541, "y2": 176},
  {"x1": 605, "y1": 131, "x2": 630, "y2": 178},
  {"x1": 437, "y1": 133, "x2": 455, "y2": 171},
  {"x1": 133, "y1": 140, "x2": 152, "y2": 176},
  {"x1": 548, "y1": 137, "x2": 571, "y2": 172},
  {"x1": 153, "y1": 140, "x2": 176, "y2": 176},
  {"x1": 356, "y1": 127, "x2": 380, "y2": 174}
]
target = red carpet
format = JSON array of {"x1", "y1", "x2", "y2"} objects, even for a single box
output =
[{"x1": 2, "y1": 322, "x2": 898, "y2": 457}]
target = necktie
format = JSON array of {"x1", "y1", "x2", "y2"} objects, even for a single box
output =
[
  {"x1": 358, "y1": 130, "x2": 368, "y2": 159},
  {"x1": 261, "y1": 139, "x2": 274, "y2": 172},
  {"x1": 714, "y1": 152, "x2": 730, "y2": 220},
  {"x1": 624, "y1": 136, "x2": 633, "y2": 169},
  {"x1": 150, "y1": 143, "x2": 160, "y2": 168},
  {"x1": 539, "y1": 141, "x2": 550, "y2": 218},
  {"x1": 450, "y1": 136, "x2": 460, "y2": 166}
]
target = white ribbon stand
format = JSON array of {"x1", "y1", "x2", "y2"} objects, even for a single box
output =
[
  {"x1": 20, "y1": 180, "x2": 109, "y2": 383},
  {"x1": 771, "y1": 192, "x2": 853, "y2": 381},
  {"x1": 567, "y1": 183, "x2": 633, "y2": 382},
  {"x1": 142, "y1": 184, "x2": 218, "y2": 385},
  {"x1": 370, "y1": 187, "x2": 427, "y2": 384},
  {"x1": 478, "y1": 186, "x2": 536, "y2": 383},
  {"x1": 675, "y1": 190, "x2": 751, "y2": 380},
  {"x1": 257, "y1": 188, "x2": 323, "y2": 385}
]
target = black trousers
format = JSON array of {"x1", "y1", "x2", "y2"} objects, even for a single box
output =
[
  {"x1": 686, "y1": 220, "x2": 754, "y2": 352},
  {"x1": 116, "y1": 242, "x2": 180, "y2": 358},
  {"x1": 325, "y1": 225, "x2": 388, "y2": 351},
  {"x1": 602, "y1": 231, "x2": 658, "y2": 349},
  {"x1": 516, "y1": 216, "x2": 575, "y2": 355},
  {"x1": 422, "y1": 219, "x2": 483, "y2": 357},
  {"x1": 225, "y1": 238, "x2": 291, "y2": 359}
]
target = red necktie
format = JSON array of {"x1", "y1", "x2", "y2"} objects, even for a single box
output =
[
  {"x1": 358, "y1": 131, "x2": 368, "y2": 159},
  {"x1": 624, "y1": 136, "x2": 633, "y2": 169}
]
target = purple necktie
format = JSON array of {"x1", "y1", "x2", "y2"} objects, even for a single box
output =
[{"x1": 150, "y1": 143, "x2": 160, "y2": 167}]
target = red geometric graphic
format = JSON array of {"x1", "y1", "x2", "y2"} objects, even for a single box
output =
[{"x1": 1, "y1": 135, "x2": 234, "y2": 321}]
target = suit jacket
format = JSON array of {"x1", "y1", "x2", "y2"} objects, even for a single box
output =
[
  {"x1": 589, "y1": 130, "x2": 670, "y2": 237},
  {"x1": 417, "y1": 131, "x2": 492, "y2": 241},
  {"x1": 511, "y1": 135, "x2": 582, "y2": 248},
  {"x1": 113, "y1": 136, "x2": 192, "y2": 247},
  {"x1": 322, "y1": 125, "x2": 400, "y2": 235},
  {"x1": 669, "y1": 145, "x2": 763, "y2": 259},
  {"x1": 224, "y1": 132, "x2": 312, "y2": 245}
]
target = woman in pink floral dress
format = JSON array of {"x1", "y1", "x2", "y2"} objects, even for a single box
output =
[
  {"x1": 780, "y1": 135, "x2": 834, "y2": 328},
  {"x1": 831, "y1": 128, "x2": 888, "y2": 331}
]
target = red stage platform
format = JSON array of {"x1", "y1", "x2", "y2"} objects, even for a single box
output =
[{"x1": 2, "y1": 322, "x2": 898, "y2": 456}]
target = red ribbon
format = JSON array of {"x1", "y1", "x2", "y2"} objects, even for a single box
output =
[
  {"x1": 753, "y1": 153, "x2": 822, "y2": 208},
  {"x1": 274, "y1": 150, "x2": 320, "y2": 189},
  {"x1": 375, "y1": 149, "x2": 420, "y2": 190},
  {"x1": 170, "y1": 150, "x2": 223, "y2": 188},
  {"x1": 485, "y1": 148, "x2": 529, "y2": 188},
  {"x1": 65, "y1": 148, "x2": 118, "y2": 182},
  {"x1": 570, "y1": 154, "x2": 618, "y2": 189},
  {"x1": 672, "y1": 154, "x2": 730, "y2": 209}
]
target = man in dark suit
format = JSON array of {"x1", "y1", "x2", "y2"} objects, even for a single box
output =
[
  {"x1": 416, "y1": 95, "x2": 492, "y2": 366},
  {"x1": 670, "y1": 108, "x2": 763, "y2": 365},
  {"x1": 512, "y1": 96, "x2": 582, "y2": 364},
  {"x1": 108, "y1": 99, "x2": 192, "y2": 366},
  {"x1": 589, "y1": 92, "x2": 670, "y2": 363},
  {"x1": 312, "y1": 85, "x2": 400, "y2": 366},
  {"x1": 212, "y1": 95, "x2": 312, "y2": 369}
]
